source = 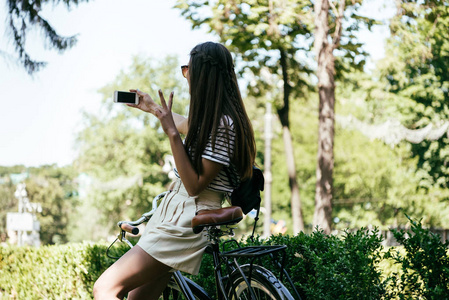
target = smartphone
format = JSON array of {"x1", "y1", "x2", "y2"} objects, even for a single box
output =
[{"x1": 113, "y1": 91, "x2": 139, "y2": 105}]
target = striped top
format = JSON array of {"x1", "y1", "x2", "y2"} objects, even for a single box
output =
[{"x1": 174, "y1": 115, "x2": 239, "y2": 193}]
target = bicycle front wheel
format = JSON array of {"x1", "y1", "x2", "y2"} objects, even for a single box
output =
[
  {"x1": 227, "y1": 264, "x2": 294, "y2": 300},
  {"x1": 160, "y1": 277, "x2": 211, "y2": 300}
]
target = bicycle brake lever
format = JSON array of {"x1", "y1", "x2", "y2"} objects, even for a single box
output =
[{"x1": 118, "y1": 230, "x2": 126, "y2": 242}]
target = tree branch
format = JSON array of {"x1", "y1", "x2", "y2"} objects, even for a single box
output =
[
  {"x1": 267, "y1": 0, "x2": 280, "y2": 37},
  {"x1": 4, "y1": 0, "x2": 89, "y2": 75},
  {"x1": 331, "y1": 0, "x2": 345, "y2": 49}
]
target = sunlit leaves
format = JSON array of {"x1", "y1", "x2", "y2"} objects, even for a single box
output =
[
  {"x1": 74, "y1": 55, "x2": 189, "y2": 234},
  {"x1": 378, "y1": 0, "x2": 449, "y2": 188}
]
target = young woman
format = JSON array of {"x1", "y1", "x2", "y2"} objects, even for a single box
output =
[{"x1": 93, "y1": 41, "x2": 256, "y2": 300}]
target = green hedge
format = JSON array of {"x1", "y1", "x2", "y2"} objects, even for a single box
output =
[
  {"x1": 191, "y1": 228, "x2": 387, "y2": 299},
  {"x1": 1, "y1": 219, "x2": 448, "y2": 299},
  {"x1": 384, "y1": 217, "x2": 449, "y2": 299},
  {"x1": 0, "y1": 242, "x2": 128, "y2": 299}
]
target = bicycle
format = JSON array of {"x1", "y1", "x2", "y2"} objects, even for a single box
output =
[{"x1": 107, "y1": 192, "x2": 302, "y2": 300}]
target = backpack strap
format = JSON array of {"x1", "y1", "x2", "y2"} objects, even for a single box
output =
[{"x1": 250, "y1": 205, "x2": 260, "y2": 242}]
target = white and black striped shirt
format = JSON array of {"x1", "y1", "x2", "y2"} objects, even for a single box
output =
[{"x1": 175, "y1": 115, "x2": 239, "y2": 193}]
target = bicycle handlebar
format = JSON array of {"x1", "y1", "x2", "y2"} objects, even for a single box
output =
[
  {"x1": 116, "y1": 191, "x2": 168, "y2": 235},
  {"x1": 118, "y1": 222, "x2": 140, "y2": 235}
]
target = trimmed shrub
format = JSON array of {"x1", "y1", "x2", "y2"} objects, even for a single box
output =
[
  {"x1": 1, "y1": 219, "x2": 448, "y2": 299},
  {"x1": 188, "y1": 228, "x2": 386, "y2": 300},
  {"x1": 253, "y1": 229, "x2": 386, "y2": 299},
  {"x1": 0, "y1": 242, "x2": 127, "y2": 299},
  {"x1": 384, "y1": 216, "x2": 449, "y2": 299}
]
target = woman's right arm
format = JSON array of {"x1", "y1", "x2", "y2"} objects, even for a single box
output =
[
  {"x1": 127, "y1": 89, "x2": 188, "y2": 134},
  {"x1": 128, "y1": 89, "x2": 220, "y2": 196}
]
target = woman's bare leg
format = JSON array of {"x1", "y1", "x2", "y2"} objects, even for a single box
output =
[
  {"x1": 127, "y1": 272, "x2": 172, "y2": 300},
  {"x1": 93, "y1": 245, "x2": 172, "y2": 300}
]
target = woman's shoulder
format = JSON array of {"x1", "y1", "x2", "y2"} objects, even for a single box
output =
[
  {"x1": 214, "y1": 115, "x2": 235, "y2": 141},
  {"x1": 220, "y1": 115, "x2": 234, "y2": 129}
]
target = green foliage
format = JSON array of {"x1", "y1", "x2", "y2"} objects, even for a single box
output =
[
  {"x1": 176, "y1": 0, "x2": 314, "y2": 105},
  {"x1": 333, "y1": 127, "x2": 424, "y2": 229},
  {"x1": 185, "y1": 219, "x2": 449, "y2": 299},
  {"x1": 251, "y1": 229, "x2": 386, "y2": 300},
  {"x1": 180, "y1": 228, "x2": 387, "y2": 300},
  {"x1": 377, "y1": 0, "x2": 449, "y2": 189},
  {"x1": 269, "y1": 95, "x2": 318, "y2": 229},
  {"x1": 73, "y1": 55, "x2": 190, "y2": 238},
  {"x1": 0, "y1": 166, "x2": 28, "y2": 242},
  {"x1": 330, "y1": 70, "x2": 449, "y2": 230},
  {"x1": 0, "y1": 242, "x2": 127, "y2": 299},
  {"x1": 0, "y1": 165, "x2": 27, "y2": 176},
  {"x1": 175, "y1": 0, "x2": 377, "y2": 94},
  {"x1": 0, "y1": 178, "x2": 17, "y2": 243},
  {"x1": 0, "y1": 164, "x2": 78, "y2": 245},
  {"x1": 27, "y1": 165, "x2": 79, "y2": 245},
  {"x1": 384, "y1": 216, "x2": 449, "y2": 299},
  {"x1": 1, "y1": 217, "x2": 448, "y2": 299},
  {"x1": 174, "y1": 0, "x2": 383, "y2": 233},
  {"x1": 250, "y1": 84, "x2": 449, "y2": 231},
  {"x1": 263, "y1": 83, "x2": 449, "y2": 231}
]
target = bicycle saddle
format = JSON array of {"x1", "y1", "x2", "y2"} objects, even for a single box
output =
[{"x1": 191, "y1": 206, "x2": 243, "y2": 234}]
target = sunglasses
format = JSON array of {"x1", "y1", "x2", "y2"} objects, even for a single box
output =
[{"x1": 181, "y1": 65, "x2": 189, "y2": 78}]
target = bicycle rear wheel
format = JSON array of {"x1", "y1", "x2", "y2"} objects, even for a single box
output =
[
  {"x1": 227, "y1": 265, "x2": 294, "y2": 300},
  {"x1": 159, "y1": 277, "x2": 211, "y2": 300}
]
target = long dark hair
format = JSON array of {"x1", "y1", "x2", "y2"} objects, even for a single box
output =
[{"x1": 184, "y1": 42, "x2": 256, "y2": 180}]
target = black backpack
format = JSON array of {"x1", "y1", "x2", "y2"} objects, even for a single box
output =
[
  {"x1": 227, "y1": 166, "x2": 264, "y2": 214},
  {"x1": 225, "y1": 166, "x2": 264, "y2": 237}
]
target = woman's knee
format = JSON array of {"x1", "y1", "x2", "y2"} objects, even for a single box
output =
[
  {"x1": 93, "y1": 277, "x2": 109, "y2": 300},
  {"x1": 92, "y1": 246, "x2": 171, "y2": 299},
  {"x1": 93, "y1": 275, "x2": 126, "y2": 300},
  {"x1": 92, "y1": 278, "x2": 104, "y2": 299}
]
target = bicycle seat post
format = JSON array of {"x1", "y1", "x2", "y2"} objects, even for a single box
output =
[
  {"x1": 206, "y1": 226, "x2": 235, "y2": 244},
  {"x1": 203, "y1": 226, "x2": 230, "y2": 300}
]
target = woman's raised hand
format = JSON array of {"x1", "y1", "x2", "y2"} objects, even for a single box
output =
[
  {"x1": 128, "y1": 89, "x2": 178, "y2": 137},
  {"x1": 128, "y1": 89, "x2": 160, "y2": 115}
]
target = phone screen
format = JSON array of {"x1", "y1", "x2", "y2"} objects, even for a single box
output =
[{"x1": 117, "y1": 91, "x2": 137, "y2": 104}]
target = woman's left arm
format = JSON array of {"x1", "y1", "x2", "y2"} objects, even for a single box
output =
[
  {"x1": 128, "y1": 89, "x2": 220, "y2": 196},
  {"x1": 172, "y1": 112, "x2": 188, "y2": 135},
  {"x1": 167, "y1": 132, "x2": 223, "y2": 196}
]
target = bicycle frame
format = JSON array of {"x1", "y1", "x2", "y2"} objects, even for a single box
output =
[
  {"x1": 171, "y1": 271, "x2": 205, "y2": 300},
  {"x1": 107, "y1": 192, "x2": 301, "y2": 300},
  {"x1": 162, "y1": 226, "x2": 261, "y2": 300},
  {"x1": 209, "y1": 229, "x2": 244, "y2": 300}
]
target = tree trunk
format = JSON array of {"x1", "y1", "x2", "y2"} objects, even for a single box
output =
[
  {"x1": 313, "y1": 0, "x2": 335, "y2": 234},
  {"x1": 281, "y1": 124, "x2": 304, "y2": 234},
  {"x1": 278, "y1": 49, "x2": 305, "y2": 234}
]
